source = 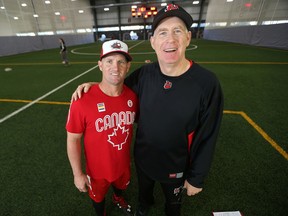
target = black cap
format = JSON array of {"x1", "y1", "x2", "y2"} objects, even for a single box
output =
[{"x1": 152, "y1": 4, "x2": 193, "y2": 35}]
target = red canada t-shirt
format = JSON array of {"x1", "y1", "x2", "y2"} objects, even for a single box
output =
[{"x1": 66, "y1": 84, "x2": 138, "y2": 182}]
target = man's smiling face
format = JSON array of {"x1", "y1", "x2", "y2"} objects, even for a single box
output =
[{"x1": 150, "y1": 16, "x2": 191, "y2": 65}]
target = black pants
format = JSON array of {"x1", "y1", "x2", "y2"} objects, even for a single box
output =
[{"x1": 136, "y1": 164, "x2": 184, "y2": 216}]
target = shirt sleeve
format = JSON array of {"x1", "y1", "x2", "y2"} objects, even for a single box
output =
[
  {"x1": 66, "y1": 101, "x2": 85, "y2": 134},
  {"x1": 186, "y1": 76, "x2": 224, "y2": 188}
]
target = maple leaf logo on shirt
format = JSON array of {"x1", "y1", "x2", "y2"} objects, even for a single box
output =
[{"x1": 108, "y1": 125, "x2": 129, "y2": 150}]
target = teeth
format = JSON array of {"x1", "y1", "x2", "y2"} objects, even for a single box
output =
[{"x1": 164, "y1": 48, "x2": 176, "y2": 52}]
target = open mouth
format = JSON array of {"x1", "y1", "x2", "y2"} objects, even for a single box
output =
[
  {"x1": 111, "y1": 72, "x2": 120, "y2": 76},
  {"x1": 164, "y1": 48, "x2": 177, "y2": 53}
]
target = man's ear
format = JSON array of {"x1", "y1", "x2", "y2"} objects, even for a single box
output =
[
  {"x1": 150, "y1": 36, "x2": 155, "y2": 50},
  {"x1": 98, "y1": 60, "x2": 102, "y2": 71},
  {"x1": 126, "y1": 62, "x2": 131, "y2": 73},
  {"x1": 186, "y1": 31, "x2": 192, "y2": 47}
]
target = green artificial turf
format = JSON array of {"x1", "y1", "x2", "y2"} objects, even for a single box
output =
[{"x1": 0, "y1": 39, "x2": 287, "y2": 216}]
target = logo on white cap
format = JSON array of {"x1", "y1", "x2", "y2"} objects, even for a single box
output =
[
  {"x1": 100, "y1": 39, "x2": 132, "y2": 61},
  {"x1": 110, "y1": 41, "x2": 122, "y2": 49}
]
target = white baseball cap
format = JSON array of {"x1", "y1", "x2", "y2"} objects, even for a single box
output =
[{"x1": 100, "y1": 39, "x2": 132, "y2": 61}]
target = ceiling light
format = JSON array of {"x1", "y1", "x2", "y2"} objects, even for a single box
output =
[
  {"x1": 193, "y1": 1, "x2": 200, "y2": 4},
  {"x1": 33, "y1": 14, "x2": 39, "y2": 17},
  {"x1": 55, "y1": 12, "x2": 60, "y2": 15},
  {"x1": 21, "y1": 3, "x2": 27, "y2": 7},
  {"x1": 78, "y1": 10, "x2": 84, "y2": 13},
  {"x1": 45, "y1": 1, "x2": 51, "y2": 4},
  {"x1": 104, "y1": 8, "x2": 109, "y2": 11},
  {"x1": 14, "y1": 17, "x2": 19, "y2": 20},
  {"x1": 0, "y1": 6, "x2": 5, "y2": 9}
]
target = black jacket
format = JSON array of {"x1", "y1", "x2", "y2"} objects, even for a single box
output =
[{"x1": 125, "y1": 61, "x2": 224, "y2": 187}]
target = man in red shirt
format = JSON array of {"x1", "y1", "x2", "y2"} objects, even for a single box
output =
[{"x1": 66, "y1": 40, "x2": 138, "y2": 216}]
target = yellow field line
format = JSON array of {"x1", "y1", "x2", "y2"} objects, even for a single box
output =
[
  {"x1": 1, "y1": 61, "x2": 288, "y2": 66},
  {"x1": 224, "y1": 110, "x2": 288, "y2": 160},
  {"x1": 0, "y1": 62, "x2": 97, "y2": 66},
  {"x1": 223, "y1": 110, "x2": 243, "y2": 115},
  {"x1": 239, "y1": 111, "x2": 288, "y2": 160},
  {"x1": 1, "y1": 99, "x2": 287, "y2": 160},
  {"x1": 0, "y1": 99, "x2": 70, "y2": 105},
  {"x1": 198, "y1": 62, "x2": 288, "y2": 65}
]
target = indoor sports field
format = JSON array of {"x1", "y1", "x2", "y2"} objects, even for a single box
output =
[{"x1": 0, "y1": 39, "x2": 287, "y2": 216}]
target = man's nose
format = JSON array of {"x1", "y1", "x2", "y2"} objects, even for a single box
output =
[
  {"x1": 167, "y1": 32, "x2": 177, "y2": 41},
  {"x1": 111, "y1": 61, "x2": 120, "y2": 70}
]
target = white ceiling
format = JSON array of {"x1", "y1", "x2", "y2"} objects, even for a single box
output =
[{"x1": 0, "y1": 0, "x2": 208, "y2": 36}]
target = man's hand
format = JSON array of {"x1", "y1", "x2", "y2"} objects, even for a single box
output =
[
  {"x1": 71, "y1": 82, "x2": 96, "y2": 102},
  {"x1": 74, "y1": 173, "x2": 90, "y2": 192},
  {"x1": 184, "y1": 180, "x2": 203, "y2": 196}
]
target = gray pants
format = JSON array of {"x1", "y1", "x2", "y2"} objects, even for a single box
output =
[{"x1": 60, "y1": 51, "x2": 68, "y2": 64}]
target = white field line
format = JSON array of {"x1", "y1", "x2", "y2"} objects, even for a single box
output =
[
  {"x1": 0, "y1": 41, "x2": 144, "y2": 124},
  {"x1": 71, "y1": 41, "x2": 197, "y2": 56},
  {"x1": 71, "y1": 40, "x2": 147, "y2": 55},
  {"x1": 0, "y1": 65, "x2": 98, "y2": 124}
]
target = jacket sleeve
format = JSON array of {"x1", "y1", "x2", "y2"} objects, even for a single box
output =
[{"x1": 186, "y1": 76, "x2": 224, "y2": 188}]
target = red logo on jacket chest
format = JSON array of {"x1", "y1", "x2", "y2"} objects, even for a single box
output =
[{"x1": 164, "y1": 80, "x2": 172, "y2": 89}]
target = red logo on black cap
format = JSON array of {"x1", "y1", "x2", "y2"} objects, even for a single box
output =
[{"x1": 165, "y1": 4, "x2": 179, "y2": 12}]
